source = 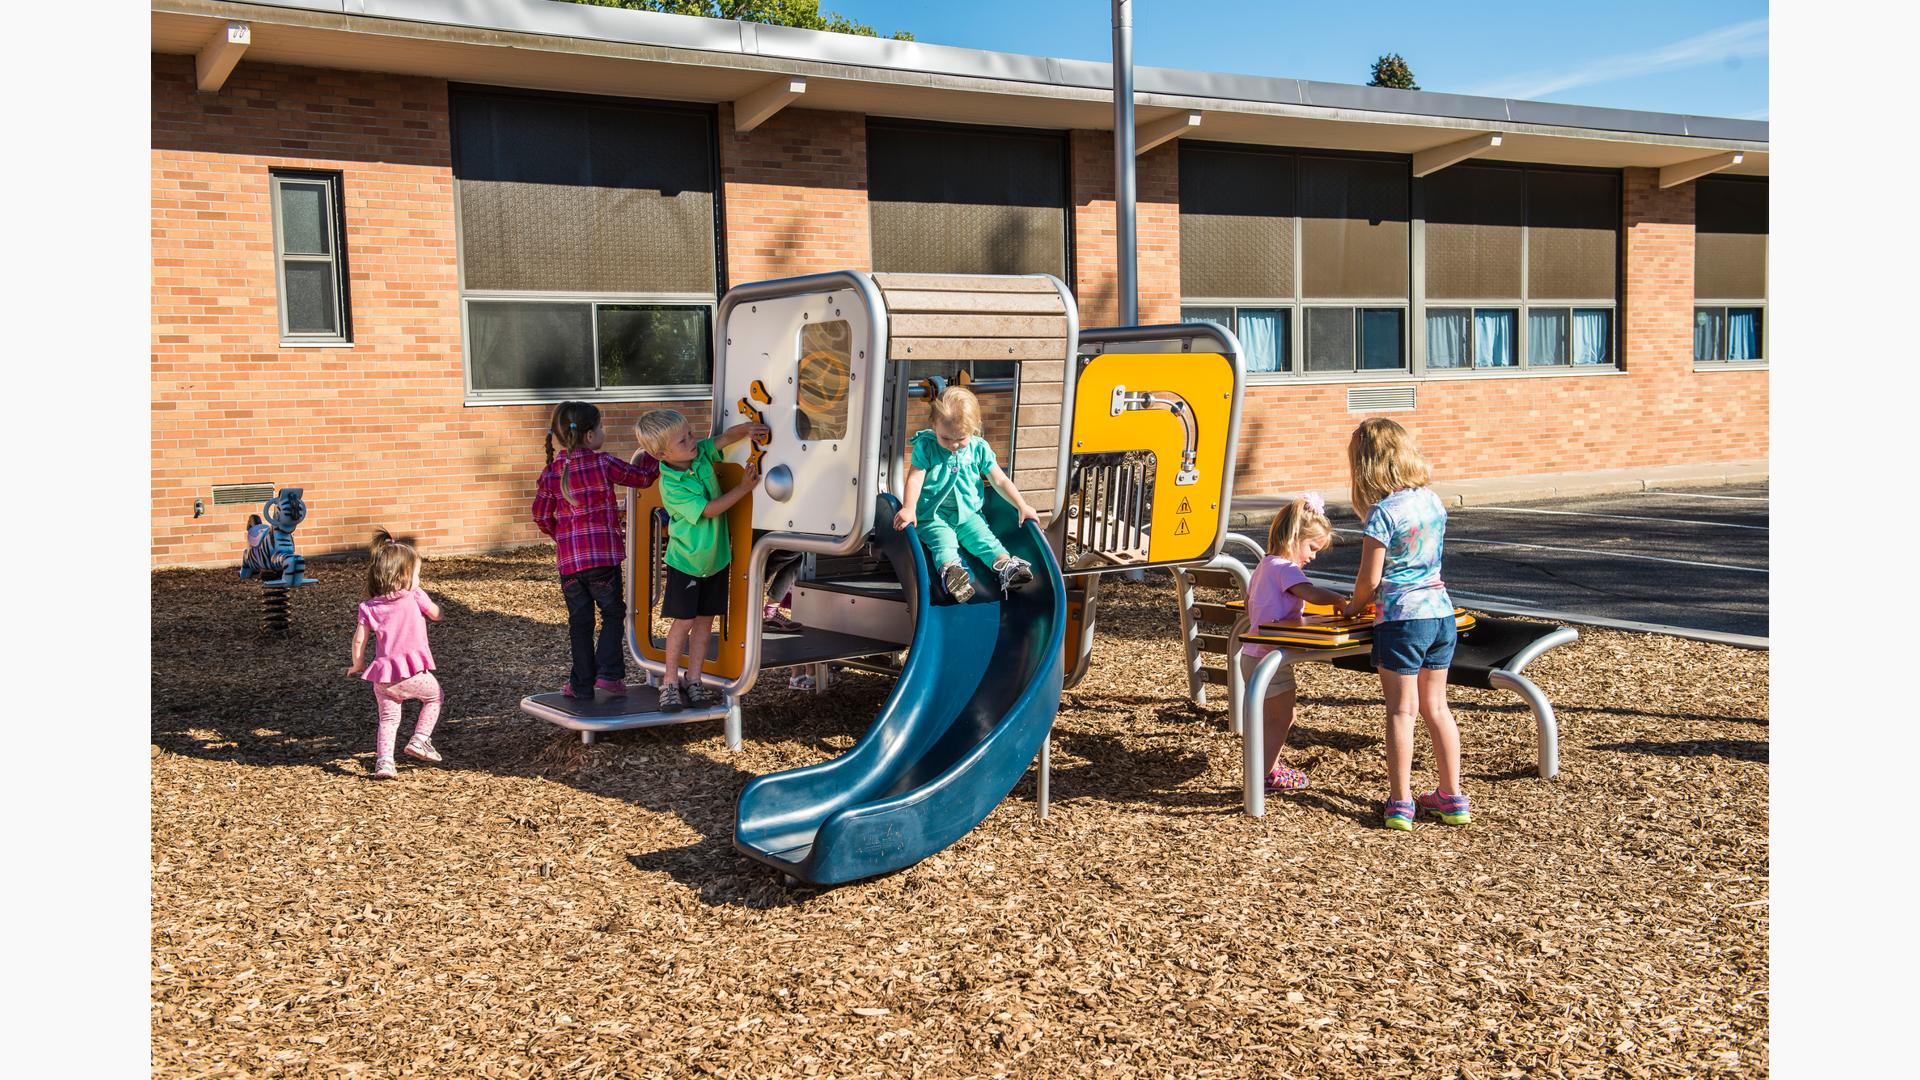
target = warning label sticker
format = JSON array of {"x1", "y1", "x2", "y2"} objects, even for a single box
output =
[
  {"x1": 1177, "y1": 497, "x2": 1192, "y2": 514},
  {"x1": 1174, "y1": 518, "x2": 1190, "y2": 536}
]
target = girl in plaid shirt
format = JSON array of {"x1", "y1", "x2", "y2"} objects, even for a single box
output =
[{"x1": 532, "y1": 401, "x2": 659, "y2": 700}]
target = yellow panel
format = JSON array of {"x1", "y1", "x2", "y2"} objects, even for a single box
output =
[
  {"x1": 1069, "y1": 352, "x2": 1236, "y2": 565},
  {"x1": 633, "y1": 463, "x2": 756, "y2": 681}
]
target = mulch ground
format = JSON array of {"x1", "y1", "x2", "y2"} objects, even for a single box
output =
[{"x1": 152, "y1": 549, "x2": 1768, "y2": 1078}]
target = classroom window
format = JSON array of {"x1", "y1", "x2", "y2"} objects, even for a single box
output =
[
  {"x1": 1181, "y1": 305, "x2": 1292, "y2": 373},
  {"x1": 795, "y1": 320, "x2": 853, "y2": 441},
  {"x1": 270, "y1": 171, "x2": 351, "y2": 344},
  {"x1": 1180, "y1": 144, "x2": 1409, "y2": 378},
  {"x1": 451, "y1": 86, "x2": 720, "y2": 401},
  {"x1": 1419, "y1": 164, "x2": 1619, "y2": 374},
  {"x1": 1694, "y1": 176, "x2": 1767, "y2": 364}
]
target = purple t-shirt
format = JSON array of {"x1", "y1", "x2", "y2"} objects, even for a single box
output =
[
  {"x1": 1243, "y1": 556, "x2": 1310, "y2": 659},
  {"x1": 357, "y1": 588, "x2": 437, "y2": 683}
]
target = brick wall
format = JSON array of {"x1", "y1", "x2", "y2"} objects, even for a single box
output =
[
  {"x1": 151, "y1": 54, "x2": 704, "y2": 568},
  {"x1": 1223, "y1": 165, "x2": 1768, "y2": 499},
  {"x1": 1069, "y1": 131, "x2": 1182, "y2": 328},
  {"x1": 152, "y1": 53, "x2": 1765, "y2": 566},
  {"x1": 716, "y1": 104, "x2": 871, "y2": 284}
]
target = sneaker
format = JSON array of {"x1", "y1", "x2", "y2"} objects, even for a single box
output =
[
  {"x1": 762, "y1": 605, "x2": 803, "y2": 632},
  {"x1": 371, "y1": 757, "x2": 398, "y2": 780},
  {"x1": 1383, "y1": 798, "x2": 1416, "y2": 831},
  {"x1": 994, "y1": 555, "x2": 1034, "y2": 592},
  {"x1": 403, "y1": 736, "x2": 442, "y2": 764},
  {"x1": 1264, "y1": 764, "x2": 1307, "y2": 792},
  {"x1": 595, "y1": 677, "x2": 630, "y2": 695},
  {"x1": 656, "y1": 682, "x2": 685, "y2": 712},
  {"x1": 1415, "y1": 789, "x2": 1472, "y2": 826},
  {"x1": 685, "y1": 683, "x2": 721, "y2": 707},
  {"x1": 788, "y1": 671, "x2": 816, "y2": 691},
  {"x1": 941, "y1": 562, "x2": 976, "y2": 603}
]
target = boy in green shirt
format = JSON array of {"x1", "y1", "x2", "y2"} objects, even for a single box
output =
[{"x1": 635, "y1": 409, "x2": 767, "y2": 711}]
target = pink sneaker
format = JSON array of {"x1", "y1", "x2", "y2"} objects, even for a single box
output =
[
  {"x1": 1264, "y1": 764, "x2": 1308, "y2": 792},
  {"x1": 595, "y1": 677, "x2": 630, "y2": 695},
  {"x1": 370, "y1": 757, "x2": 398, "y2": 780}
]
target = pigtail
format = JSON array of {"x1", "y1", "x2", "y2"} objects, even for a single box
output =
[
  {"x1": 561, "y1": 458, "x2": 578, "y2": 507},
  {"x1": 545, "y1": 430, "x2": 556, "y2": 465}
]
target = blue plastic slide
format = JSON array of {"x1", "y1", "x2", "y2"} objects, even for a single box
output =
[{"x1": 733, "y1": 491, "x2": 1065, "y2": 885}]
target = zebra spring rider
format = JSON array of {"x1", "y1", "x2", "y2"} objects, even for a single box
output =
[{"x1": 239, "y1": 487, "x2": 316, "y2": 634}]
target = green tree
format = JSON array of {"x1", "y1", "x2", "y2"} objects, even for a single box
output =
[
  {"x1": 1368, "y1": 53, "x2": 1419, "y2": 90},
  {"x1": 561, "y1": 1, "x2": 913, "y2": 40}
]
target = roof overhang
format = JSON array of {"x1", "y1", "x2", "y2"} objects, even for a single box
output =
[{"x1": 152, "y1": 0, "x2": 1769, "y2": 177}]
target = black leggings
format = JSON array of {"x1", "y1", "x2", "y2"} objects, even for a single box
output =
[{"x1": 560, "y1": 564, "x2": 625, "y2": 692}]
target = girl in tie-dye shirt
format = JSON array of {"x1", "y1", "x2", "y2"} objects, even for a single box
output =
[{"x1": 1340, "y1": 418, "x2": 1471, "y2": 833}]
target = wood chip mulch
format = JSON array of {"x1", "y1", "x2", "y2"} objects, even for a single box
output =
[{"x1": 152, "y1": 548, "x2": 1768, "y2": 1078}]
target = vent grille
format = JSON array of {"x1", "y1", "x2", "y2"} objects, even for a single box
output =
[
  {"x1": 1347, "y1": 386, "x2": 1417, "y2": 413},
  {"x1": 211, "y1": 483, "x2": 276, "y2": 506}
]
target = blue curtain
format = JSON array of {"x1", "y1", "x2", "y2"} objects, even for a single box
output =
[
  {"x1": 1572, "y1": 309, "x2": 1610, "y2": 365},
  {"x1": 1474, "y1": 309, "x2": 1515, "y2": 367},
  {"x1": 1237, "y1": 309, "x2": 1288, "y2": 373},
  {"x1": 1528, "y1": 309, "x2": 1568, "y2": 365},
  {"x1": 1694, "y1": 308, "x2": 1724, "y2": 361},
  {"x1": 1426, "y1": 310, "x2": 1469, "y2": 369},
  {"x1": 1728, "y1": 308, "x2": 1762, "y2": 360}
]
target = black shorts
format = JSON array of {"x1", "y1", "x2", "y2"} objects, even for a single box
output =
[{"x1": 661, "y1": 565, "x2": 729, "y2": 620}]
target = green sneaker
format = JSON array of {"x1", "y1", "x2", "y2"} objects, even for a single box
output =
[{"x1": 1383, "y1": 798, "x2": 1416, "y2": 831}]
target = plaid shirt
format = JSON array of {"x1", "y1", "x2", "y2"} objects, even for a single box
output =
[{"x1": 532, "y1": 449, "x2": 659, "y2": 576}]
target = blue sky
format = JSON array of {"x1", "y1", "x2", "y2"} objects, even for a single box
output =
[{"x1": 826, "y1": 1, "x2": 1768, "y2": 120}]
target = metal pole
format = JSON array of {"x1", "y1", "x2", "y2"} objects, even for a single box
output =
[{"x1": 1112, "y1": 0, "x2": 1137, "y2": 326}]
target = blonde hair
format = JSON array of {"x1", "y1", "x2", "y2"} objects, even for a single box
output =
[
  {"x1": 929, "y1": 386, "x2": 982, "y2": 437},
  {"x1": 634, "y1": 408, "x2": 689, "y2": 459},
  {"x1": 1266, "y1": 497, "x2": 1334, "y2": 562},
  {"x1": 366, "y1": 529, "x2": 420, "y2": 598},
  {"x1": 545, "y1": 401, "x2": 602, "y2": 507},
  {"x1": 1347, "y1": 417, "x2": 1432, "y2": 517}
]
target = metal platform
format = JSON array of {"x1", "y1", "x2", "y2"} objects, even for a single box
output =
[{"x1": 519, "y1": 685, "x2": 736, "y2": 746}]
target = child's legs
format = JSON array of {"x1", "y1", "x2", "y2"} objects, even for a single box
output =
[
  {"x1": 584, "y1": 565, "x2": 627, "y2": 680},
  {"x1": 373, "y1": 682, "x2": 406, "y2": 759},
  {"x1": 952, "y1": 509, "x2": 1010, "y2": 565},
  {"x1": 560, "y1": 570, "x2": 600, "y2": 692},
  {"x1": 917, "y1": 514, "x2": 960, "y2": 567},
  {"x1": 1417, "y1": 666, "x2": 1461, "y2": 794},
  {"x1": 685, "y1": 616, "x2": 714, "y2": 683},
  {"x1": 388, "y1": 671, "x2": 443, "y2": 742},
  {"x1": 1379, "y1": 670, "x2": 1421, "y2": 803},
  {"x1": 662, "y1": 618, "x2": 695, "y2": 684},
  {"x1": 1237, "y1": 654, "x2": 1299, "y2": 773},
  {"x1": 766, "y1": 550, "x2": 804, "y2": 606}
]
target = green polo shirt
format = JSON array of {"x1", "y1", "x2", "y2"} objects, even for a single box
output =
[
  {"x1": 659, "y1": 438, "x2": 731, "y2": 577},
  {"x1": 911, "y1": 429, "x2": 997, "y2": 520}
]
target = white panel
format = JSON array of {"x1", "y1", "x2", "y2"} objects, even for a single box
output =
[{"x1": 720, "y1": 291, "x2": 872, "y2": 537}]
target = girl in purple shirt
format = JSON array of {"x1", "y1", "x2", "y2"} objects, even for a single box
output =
[
  {"x1": 1241, "y1": 493, "x2": 1350, "y2": 791},
  {"x1": 346, "y1": 530, "x2": 445, "y2": 780}
]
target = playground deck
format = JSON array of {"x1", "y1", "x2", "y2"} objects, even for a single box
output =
[{"x1": 152, "y1": 549, "x2": 1768, "y2": 1077}]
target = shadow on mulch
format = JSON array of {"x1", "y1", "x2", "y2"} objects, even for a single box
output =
[{"x1": 1590, "y1": 738, "x2": 1770, "y2": 763}]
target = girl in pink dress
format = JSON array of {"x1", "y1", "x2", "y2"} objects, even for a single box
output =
[
  {"x1": 345, "y1": 530, "x2": 445, "y2": 779},
  {"x1": 1241, "y1": 493, "x2": 1351, "y2": 792}
]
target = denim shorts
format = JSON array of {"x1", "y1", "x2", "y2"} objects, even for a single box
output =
[{"x1": 1371, "y1": 616, "x2": 1457, "y2": 675}]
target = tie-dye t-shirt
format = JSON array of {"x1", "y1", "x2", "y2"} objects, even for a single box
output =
[{"x1": 1361, "y1": 487, "x2": 1453, "y2": 623}]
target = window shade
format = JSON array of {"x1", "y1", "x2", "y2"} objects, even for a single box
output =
[
  {"x1": 1299, "y1": 156, "x2": 1409, "y2": 299},
  {"x1": 1422, "y1": 165, "x2": 1524, "y2": 300},
  {"x1": 868, "y1": 122, "x2": 1068, "y2": 278},
  {"x1": 1178, "y1": 146, "x2": 1295, "y2": 300},
  {"x1": 1695, "y1": 176, "x2": 1767, "y2": 300},
  {"x1": 1526, "y1": 170, "x2": 1618, "y2": 300}
]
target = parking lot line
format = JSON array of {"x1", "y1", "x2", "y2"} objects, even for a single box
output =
[
  {"x1": 1327, "y1": 529, "x2": 1768, "y2": 574},
  {"x1": 1639, "y1": 490, "x2": 1770, "y2": 502},
  {"x1": 1467, "y1": 506, "x2": 1768, "y2": 531}
]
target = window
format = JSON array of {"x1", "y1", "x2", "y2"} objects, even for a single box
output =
[
  {"x1": 867, "y1": 120, "x2": 1070, "y2": 280},
  {"x1": 451, "y1": 87, "x2": 720, "y2": 401},
  {"x1": 795, "y1": 320, "x2": 852, "y2": 441},
  {"x1": 1420, "y1": 164, "x2": 1619, "y2": 374},
  {"x1": 270, "y1": 171, "x2": 351, "y2": 344},
  {"x1": 1179, "y1": 146, "x2": 1410, "y2": 378},
  {"x1": 1694, "y1": 176, "x2": 1767, "y2": 364}
]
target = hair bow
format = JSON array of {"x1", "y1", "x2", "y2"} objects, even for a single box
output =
[{"x1": 1302, "y1": 491, "x2": 1326, "y2": 516}]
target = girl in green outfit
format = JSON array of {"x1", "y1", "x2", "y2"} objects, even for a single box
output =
[{"x1": 892, "y1": 386, "x2": 1039, "y2": 602}]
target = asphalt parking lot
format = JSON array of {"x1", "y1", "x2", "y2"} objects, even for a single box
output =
[{"x1": 1246, "y1": 482, "x2": 1770, "y2": 643}]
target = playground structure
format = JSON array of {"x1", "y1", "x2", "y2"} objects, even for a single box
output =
[
  {"x1": 238, "y1": 487, "x2": 315, "y2": 635},
  {"x1": 522, "y1": 270, "x2": 1245, "y2": 883}
]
